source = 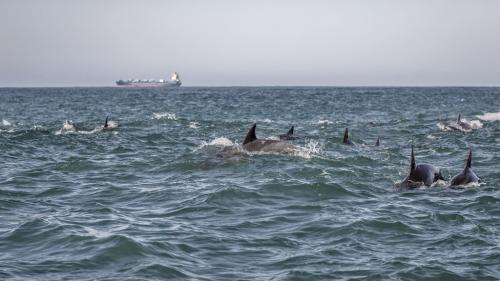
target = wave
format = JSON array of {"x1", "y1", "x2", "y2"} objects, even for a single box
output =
[{"x1": 477, "y1": 111, "x2": 500, "y2": 121}]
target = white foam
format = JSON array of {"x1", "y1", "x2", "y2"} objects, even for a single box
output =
[
  {"x1": 188, "y1": 122, "x2": 199, "y2": 129},
  {"x1": 196, "y1": 137, "x2": 235, "y2": 151},
  {"x1": 259, "y1": 118, "x2": 273, "y2": 123},
  {"x1": 318, "y1": 119, "x2": 333, "y2": 125},
  {"x1": 436, "y1": 122, "x2": 449, "y2": 131},
  {"x1": 477, "y1": 112, "x2": 500, "y2": 121},
  {"x1": 432, "y1": 179, "x2": 448, "y2": 187},
  {"x1": 291, "y1": 140, "x2": 321, "y2": 159},
  {"x1": 153, "y1": 112, "x2": 177, "y2": 120},
  {"x1": 450, "y1": 181, "x2": 482, "y2": 188},
  {"x1": 468, "y1": 120, "x2": 483, "y2": 129},
  {"x1": 104, "y1": 120, "x2": 119, "y2": 129},
  {"x1": 2, "y1": 119, "x2": 11, "y2": 126},
  {"x1": 62, "y1": 120, "x2": 76, "y2": 131}
]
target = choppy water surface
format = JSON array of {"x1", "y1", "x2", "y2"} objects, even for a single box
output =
[{"x1": 1, "y1": 87, "x2": 499, "y2": 280}]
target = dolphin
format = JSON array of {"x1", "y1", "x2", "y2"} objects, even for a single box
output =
[
  {"x1": 342, "y1": 128, "x2": 354, "y2": 145},
  {"x1": 450, "y1": 149, "x2": 481, "y2": 186},
  {"x1": 103, "y1": 116, "x2": 109, "y2": 129},
  {"x1": 397, "y1": 145, "x2": 445, "y2": 189},
  {"x1": 279, "y1": 126, "x2": 299, "y2": 140},
  {"x1": 457, "y1": 114, "x2": 472, "y2": 130},
  {"x1": 446, "y1": 114, "x2": 472, "y2": 131},
  {"x1": 242, "y1": 123, "x2": 297, "y2": 153},
  {"x1": 102, "y1": 116, "x2": 118, "y2": 130},
  {"x1": 375, "y1": 137, "x2": 380, "y2": 147}
]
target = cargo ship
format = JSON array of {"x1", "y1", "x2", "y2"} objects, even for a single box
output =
[{"x1": 116, "y1": 72, "x2": 182, "y2": 87}]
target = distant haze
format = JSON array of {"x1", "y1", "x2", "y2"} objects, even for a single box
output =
[{"x1": 1, "y1": 0, "x2": 499, "y2": 87}]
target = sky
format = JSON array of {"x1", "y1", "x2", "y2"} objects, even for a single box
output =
[{"x1": 1, "y1": 0, "x2": 500, "y2": 87}]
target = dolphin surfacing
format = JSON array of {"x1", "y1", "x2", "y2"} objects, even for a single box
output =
[
  {"x1": 446, "y1": 114, "x2": 472, "y2": 132},
  {"x1": 450, "y1": 149, "x2": 481, "y2": 187},
  {"x1": 242, "y1": 123, "x2": 297, "y2": 153},
  {"x1": 104, "y1": 116, "x2": 109, "y2": 129},
  {"x1": 279, "y1": 126, "x2": 299, "y2": 141},
  {"x1": 397, "y1": 145, "x2": 445, "y2": 189},
  {"x1": 342, "y1": 128, "x2": 354, "y2": 145}
]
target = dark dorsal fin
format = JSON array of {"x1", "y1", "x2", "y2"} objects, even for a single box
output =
[
  {"x1": 104, "y1": 116, "x2": 109, "y2": 128},
  {"x1": 243, "y1": 123, "x2": 257, "y2": 145},
  {"x1": 375, "y1": 137, "x2": 380, "y2": 147},
  {"x1": 410, "y1": 144, "x2": 416, "y2": 172},
  {"x1": 343, "y1": 128, "x2": 349, "y2": 144},
  {"x1": 287, "y1": 126, "x2": 294, "y2": 136},
  {"x1": 457, "y1": 114, "x2": 461, "y2": 123},
  {"x1": 465, "y1": 149, "x2": 472, "y2": 169}
]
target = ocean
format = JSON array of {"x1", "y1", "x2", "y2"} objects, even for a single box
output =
[{"x1": 1, "y1": 87, "x2": 499, "y2": 280}]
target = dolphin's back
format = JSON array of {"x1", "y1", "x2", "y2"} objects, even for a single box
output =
[
  {"x1": 451, "y1": 149, "x2": 480, "y2": 186},
  {"x1": 451, "y1": 168, "x2": 480, "y2": 186},
  {"x1": 243, "y1": 139, "x2": 296, "y2": 153},
  {"x1": 409, "y1": 164, "x2": 441, "y2": 187}
]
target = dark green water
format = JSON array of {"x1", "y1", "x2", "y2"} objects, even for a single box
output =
[{"x1": 0, "y1": 87, "x2": 499, "y2": 280}]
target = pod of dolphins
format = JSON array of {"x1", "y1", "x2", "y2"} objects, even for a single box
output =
[
  {"x1": 239, "y1": 120, "x2": 481, "y2": 190},
  {"x1": 60, "y1": 114, "x2": 481, "y2": 189}
]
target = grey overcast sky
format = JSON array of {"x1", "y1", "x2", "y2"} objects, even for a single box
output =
[{"x1": 1, "y1": 0, "x2": 499, "y2": 87}]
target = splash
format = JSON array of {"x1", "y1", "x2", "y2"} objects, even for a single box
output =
[
  {"x1": 104, "y1": 120, "x2": 119, "y2": 129},
  {"x1": 258, "y1": 118, "x2": 273, "y2": 123},
  {"x1": 437, "y1": 118, "x2": 482, "y2": 132},
  {"x1": 468, "y1": 120, "x2": 483, "y2": 129},
  {"x1": 450, "y1": 181, "x2": 483, "y2": 188},
  {"x1": 2, "y1": 119, "x2": 12, "y2": 126},
  {"x1": 477, "y1": 112, "x2": 500, "y2": 121},
  {"x1": 188, "y1": 122, "x2": 199, "y2": 129},
  {"x1": 196, "y1": 137, "x2": 235, "y2": 151},
  {"x1": 291, "y1": 140, "x2": 322, "y2": 159},
  {"x1": 318, "y1": 119, "x2": 334, "y2": 125},
  {"x1": 153, "y1": 112, "x2": 177, "y2": 120}
]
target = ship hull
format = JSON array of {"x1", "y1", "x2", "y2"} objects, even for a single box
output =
[{"x1": 116, "y1": 82, "x2": 181, "y2": 87}]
